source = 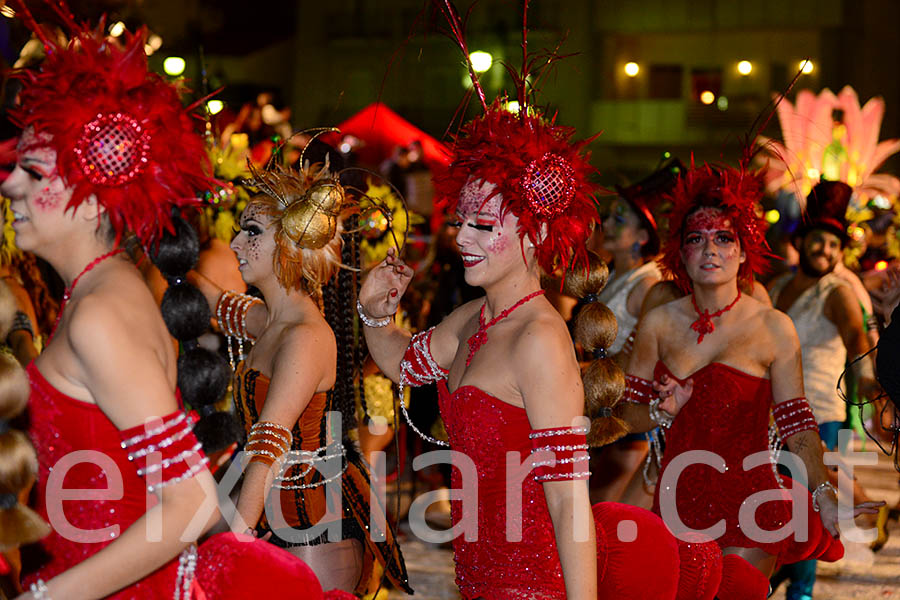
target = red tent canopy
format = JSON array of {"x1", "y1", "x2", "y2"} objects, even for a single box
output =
[{"x1": 334, "y1": 103, "x2": 451, "y2": 170}]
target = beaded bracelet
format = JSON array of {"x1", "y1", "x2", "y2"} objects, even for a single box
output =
[
  {"x1": 811, "y1": 481, "x2": 838, "y2": 513},
  {"x1": 29, "y1": 579, "x2": 51, "y2": 600},
  {"x1": 215, "y1": 291, "x2": 263, "y2": 340},
  {"x1": 356, "y1": 299, "x2": 393, "y2": 328},
  {"x1": 648, "y1": 397, "x2": 674, "y2": 429}
]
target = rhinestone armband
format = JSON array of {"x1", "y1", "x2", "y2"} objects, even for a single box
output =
[
  {"x1": 529, "y1": 426, "x2": 590, "y2": 482},
  {"x1": 119, "y1": 410, "x2": 208, "y2": 493}
]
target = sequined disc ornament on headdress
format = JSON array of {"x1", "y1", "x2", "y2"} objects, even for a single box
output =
[
  {"x1": 9, "y1": 1, "x2": 215, "y2": 246},
  {"x1": 432, "y1": 0, "x2": 600, "y2": 275}
]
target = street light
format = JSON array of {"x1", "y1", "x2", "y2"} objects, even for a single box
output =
[
  {"x1": 737, "y1": 60, "x2": 752, "y2": 75},
  {"x1": 624, "y1": 62, "x2": 639, "y2": 77},
  {"x1": 469, "y1": 51, "x2": 493, "y2": 73},
  {"x1": 163, "y1": 56, "x2": 186, "y2": 77}
]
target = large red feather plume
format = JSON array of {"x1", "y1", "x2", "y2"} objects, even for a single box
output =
[
  {"x1": 660, "y1": 162, "x2": 772, "y2": 294},
  {"x1": 9, "y1": 3, "x2": 215, "y2": 247},
  {"x1": 434, "y1": 101, "x2": 598, "y2": 274}
]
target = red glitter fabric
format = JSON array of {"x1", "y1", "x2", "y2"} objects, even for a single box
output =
[
  {"x1": 659, "y1": 164, "x2": 772, "y2": 294},
  {"x1": 10, "y1": 10, "x2": 215, "y2": 246},
  {"x1": 437, "y1": 380, "x2": 567, "y2": 599},
  {"x1": 434, "y1": 102, "x2": 599, "y2": 275},
  {"x1": 23, "y1": 362, "x2": 325, "y2": 598},
  {"x1": 23, "y1": 362, "x2": 182, "y2": 597},
  {"x1": 651, "y1": 361, "x2": 842, "y2": 565},
  {"x1": 437, "y1": 380, "x2": 683, "y2": 598}
]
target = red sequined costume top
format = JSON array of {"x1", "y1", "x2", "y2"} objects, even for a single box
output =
[
  {"x1": 24, "y1": 362, "x2": 328, "y2": 599},
  {"x1": 437, "y1": 380, "x2": 567, "y2": 600},
  {"x1": 23, "y1": 362, "x2": 187, "y2": 597},
  {"x1": 651, "y1": 361, "x2": 842, "y2": 564},
  {"x1": 232, "y1": 361, "x2": 411, "y2": 595}
]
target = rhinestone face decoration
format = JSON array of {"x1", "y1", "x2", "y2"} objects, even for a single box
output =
[
  {"x1": 74, "y1": 112, "x2": 151, "y2": 186},
  {"x1": 521, "y1": 152, "x2": 576, "y2": 218}
]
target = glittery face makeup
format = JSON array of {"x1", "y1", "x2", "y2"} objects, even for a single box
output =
[
  {"x1": 0, "y1": 130, "x2": 77, "y2": 254},
  {"x1": 231, "y1": 202, "x2": 277, "y2": 285},
  {"x1": 680, "y1": 207, "x2": 744, "y2": 284},
  {"x1": 453, "y1": 178, "x2": 527, "y2": 286}
]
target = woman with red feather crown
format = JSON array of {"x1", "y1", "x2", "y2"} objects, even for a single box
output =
[
  {"x1": 2, "y1": 3, "x2": 328, "y2": 599},
  {"x1": 355, "y1": 2, "x2": 704, "y2": 599},
  {"x1": 617, "y1": 157, "x2": 885, "y2": 597}
]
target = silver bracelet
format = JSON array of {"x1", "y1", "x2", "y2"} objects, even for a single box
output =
[
  {"x1": 356, "y1": 299, "x2": 393, "y2": 328},
  {"x1": 30, "y1": 579, "x2": 51, "y2": 600},
  {"x1": 648, "y1": 397, "x2": 674, "y2": 429},
  {"x1": 811, "y1": 481, "x2": 837, "y2": 513}
]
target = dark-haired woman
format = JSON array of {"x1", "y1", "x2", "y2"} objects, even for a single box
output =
[
  {"x1": 192, "y1": 160, "x2": 410, "y2": 595},
  {"x1": 590, "y1": 184, "x2": 663, "y2": 508}
]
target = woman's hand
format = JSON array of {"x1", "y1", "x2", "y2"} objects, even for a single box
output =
[
  {"x1": 654, "y1": 374, "x2": 693, "y2": 417},
  {"x1": 358, "y1": 248, "x2": 413, "y2": 319},
  {"x1": 817, "y1": 491, "x2": 885, "y2": 538}
]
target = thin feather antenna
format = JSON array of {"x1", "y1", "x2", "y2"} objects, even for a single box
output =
[
  {"x1": 435, "y1": 0, "x2": 488, "y2": 111},
  {"x1": 9, "y1": 0, "x2": 55, "y2": 49},
  {"x1": 740, "y1": 60, "x2": 807, "y2": 171}
]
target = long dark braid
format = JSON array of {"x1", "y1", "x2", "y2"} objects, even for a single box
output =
[
  {"x1": 151, "y1": 214, "x2": 241, "y2": 453},
  {"x1": 323, "y1": 230, "x2": 362, "y2": 454}
]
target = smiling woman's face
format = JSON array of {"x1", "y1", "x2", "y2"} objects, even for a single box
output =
[
  {"x1": 452, "y1": 179, "x2": 527, "y2": 288},
  {"x1": 0, "y1": 129, "x2": 78, "y2": 254},
  {"x1": 679, "y1": 206, "x2": 745, "y2": 286}
]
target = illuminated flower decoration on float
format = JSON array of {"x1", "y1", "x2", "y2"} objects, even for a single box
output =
[
  {"x1": 757, "y1": 85, "x2": 900, "y2": 266},
  {"x1": 431, "y1": 1, "x2": 600, "y2": 277},
  {"x1": 758, "y1": 85, "x2": 900, "y2": 204},
  {"x1": 8, "y1": 2, "x2": 216, "y2": 248}
]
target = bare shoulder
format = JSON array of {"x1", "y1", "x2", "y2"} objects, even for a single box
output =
[
  {"x1": 644, "y1": 295, "x2": 688, "y2": 331},
  {"x1": 640, "y1": 279, "x2": 682, "y2": 316},
  {"x1": 759, "y1": 304, "x2": 799, "y2": 346},
  {"x1": 511, "y1": 305, "x2": 574, "y2": 369},
  {"x1": 68, "y1": 268, "x2": 164, "y2": 352},
  {"x1": 278, "y1": 318, "x2": 336, "y2": 358}
]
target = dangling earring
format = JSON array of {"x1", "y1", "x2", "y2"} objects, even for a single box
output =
[{"x1": 631, "y1": 241, "x2": 642, "y2": 257}]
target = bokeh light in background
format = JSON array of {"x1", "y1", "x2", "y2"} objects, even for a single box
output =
[
  {"x1": 624, "y1": 62, "x2": 639, "y2": 77},
  {"x1": 700, "y1": 90, "x2": 715, "y2": 105},
  {"x1": 163, "y1": 56, "x2": 186, "y2": 76},
  {"x1": 468, "y1": 51, "x2": 493, "y2": 73},
  {"x1": 737, "y1": 60, "x2": 752, "y2": 75}
]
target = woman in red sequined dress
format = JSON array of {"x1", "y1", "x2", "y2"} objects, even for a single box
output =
[
  {"x1": 357, "y1": 98, "x2": 606, "y2": 597},
  {"x1": 3, "y1": 6, "x2": 324, "y2": 599},
  {"x1": 619, "y1": 165, "x2": 884, "y2": 592}
]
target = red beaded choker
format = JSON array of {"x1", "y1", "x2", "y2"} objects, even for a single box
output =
[
  {"x1": 690, "y1": 290, "x2": 741, "y2": 344},
  {"x1": 466, "y1": 290, "x2": 545, "y2": 365},
  {"x1": 50, "y1": 248, "x2": 125, "y2": 339}
]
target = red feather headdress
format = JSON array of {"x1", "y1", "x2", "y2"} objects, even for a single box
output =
[
  {"x1": 9, "y1": 2, "x2": 215, "y2": 247},
  {"x1": 660, "y1": 162, "x2": 772, "y2": 294},
  {"x1": 431, "y1": 1, "x2": 599, "y2": 275}
]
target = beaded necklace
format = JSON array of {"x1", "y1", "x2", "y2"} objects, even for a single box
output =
[
  {"x1": 466, "y1": 290, "x2": 545, "y2": 365},
  {"x1": 689, "y1": 289, "x2": 741, "y2": 343},
  {"x1": 50, "y1": 248, "x2": 125, "y2": 339}
]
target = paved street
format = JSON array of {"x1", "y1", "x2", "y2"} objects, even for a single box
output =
[{"x1": 388, "y1": 436, "x2": 900, "y2": 599}]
